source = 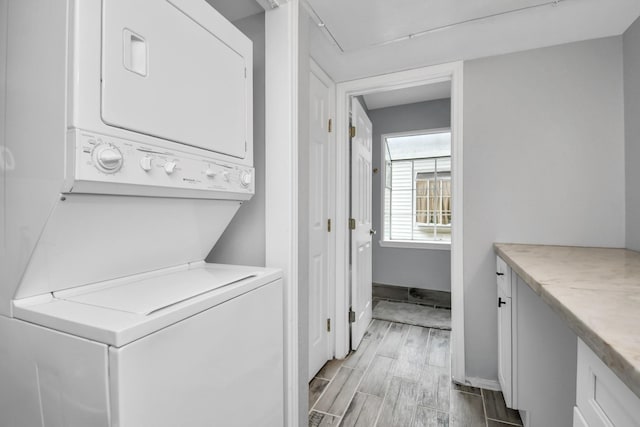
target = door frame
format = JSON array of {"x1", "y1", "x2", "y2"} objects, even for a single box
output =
[
  {"x1": 309, "y1": 58, "x2": 337, "y2": 369},
  {"x1": 333, "y1": 61, "x2": 465, "y2": 383},
  {"x1": 264, "y1": 2, "x2": 300, "y2": 426}
]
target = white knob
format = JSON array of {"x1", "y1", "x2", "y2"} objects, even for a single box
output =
[
  {"x1": 222, "y1": 171, "x2": 230, "y2": 182},
  {"x1": 94, "y1": 144, "x2": 123, "y2": 173},
  {"x1": 240, "y1": 171, "x2": 252, "y2": 187},
  {"x1": 205, "y1": 169, "x2": 216, "y2": 178},
  {"x1": 164, "y1": 161, "x2": 177, "y2": 175},
  {"x1": 140, "y1": 156, "x2": 152, "y2": 172}
]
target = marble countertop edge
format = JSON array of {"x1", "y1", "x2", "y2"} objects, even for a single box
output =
[{"x1": 493, "y1": 242, "x2": 640, "y2": 400}]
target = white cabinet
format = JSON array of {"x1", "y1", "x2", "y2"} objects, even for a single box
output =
[
  {"x1": 496, "y1": 256, "x2": 515, "y2": 408},
  {"x1": 574, "y1": 339, "x2": 640, "y2": 427},
  {"x1": 496, "y1": 255, "x2": 577, "y2": 427}
]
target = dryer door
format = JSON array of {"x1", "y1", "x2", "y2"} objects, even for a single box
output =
[{"x1": 101, "y1": 0, "x2": 251, "y2": 159}]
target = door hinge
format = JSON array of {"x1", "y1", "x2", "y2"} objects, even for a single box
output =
[
  {"x1": 349, "y1": 310, "x2": 356, "y2": 323},
  {"x1": 349, "y1": 126, "x2": 356, "y2": 138},
  {"x1": 327, "y1": 318, "x2": 331, "y2": 332},
  {"x1": 328, "y1": 118, "x2": 332, "y2": 133},
  {"x1": 244, "y1": 67, "x2": 247, "y2": 78},
  {"x1": 327, "y1": 218, "x2": 332, "y2": 232},
  {"x1": 349, "y1": 218, "x2": 356, "y2": 230}
]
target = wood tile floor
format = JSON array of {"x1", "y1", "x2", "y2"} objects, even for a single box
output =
[{"x1": 308, "y1": 319, "x2": 522, "y2": 427}]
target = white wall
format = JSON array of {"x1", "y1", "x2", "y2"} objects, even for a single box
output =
[
  {"x1": 463, "y1": 36, "x2": 625, "y2": 380},
  {"x1": 297, "y1": 8, "x2": 311, "y2": 424},
  {"x1": 0, "y1": 0, "x2": 7, "y2": 293},
  {"x1": 624, "y1": 17, "x2": 640, "y2": 251},
  {"x1": 368, "y1": 99, "x2": 452, "y2": 291},
  {"x1": 207, "y1": 13, "x2": 266, "y2": 266}
]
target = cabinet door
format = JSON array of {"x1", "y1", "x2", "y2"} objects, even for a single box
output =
[
  {"x1": 498, "y1": 284, "x2": 513, "y2": 407},
  {"x1": 576, "y1": 338, "x2": 640, "y2": 427}
]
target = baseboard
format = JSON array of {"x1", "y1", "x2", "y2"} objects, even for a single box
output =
[{"x1": 461, "y1": 376, "x2": 501, "y2": 391}]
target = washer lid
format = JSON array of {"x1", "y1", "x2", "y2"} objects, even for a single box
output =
[
  {"x1": 56, "y1": 268, "x2": 254, "y2": 315},
  {"x1": 13, "y1": 264, "x2": 283, "y2": 347}
]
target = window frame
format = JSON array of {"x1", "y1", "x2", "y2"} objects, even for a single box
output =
[{"x1": 379, "y1": 128, "x2": 452, "y2": 251}]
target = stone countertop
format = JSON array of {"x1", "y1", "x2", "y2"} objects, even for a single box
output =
[{"x1": 493, "y1": 243, "x2": 640, "y2": 399}]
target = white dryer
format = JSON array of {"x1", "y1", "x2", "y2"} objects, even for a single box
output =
[{"x1": 0, "y1": 0, "x2": 283, "y2": 426}]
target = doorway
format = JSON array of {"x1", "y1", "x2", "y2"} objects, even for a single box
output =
[{"x1": 334, "y1": 62, "x2": 465, "y2": 384}]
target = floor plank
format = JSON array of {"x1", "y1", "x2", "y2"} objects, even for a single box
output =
[
  {"x1": 417, "y1": 366, "x2": 451, "y2": 412},
  {"x1": 317, "y1": 359, "x2": 345, "y2": 381},
  {"x1": 487, "y1": 420, "x2": 522, "y2": 427},
  {"x1": 309, "y1": 410, "x2": 341, "y2": 426},
  {"x1": 394, "y1": 326, "x2": 431, "y2": 379},
  {"x1": 376, "y1": 377, "x2": 418, "y2": 427},
  {"x1": 451, "y1": 382, "x2": 481, "y2": 395},
  {"x1": 309, "y1": 377, "x2": 330, "y2": 410},
  {"x1": 426, "y1": 329, "x2": 450, "y2": 369},
  {"x1": 340, "y1": 392, "x2": 383, "y2": 427},
  {"x1": 449, "y1": 391, "x2": 485, "y2": 427},
  {"x1": 365, "y1": 319, "x2": 393, "y2": 340},
  {"x1": 377, "y1": 323, "x2": 410, "y2": 359},
  {"x1": 344, "y1": 320, "x2": 390, "y2": 371},
  {"x1": 358, "y1": 355, "x2": 396, "y2": 397},
  {"x1": 413, "y1": 406, "x2": 450, "y2": 427},
  {"x1": 314, "y1": 367, "x2": 365, "y2": 416},
  {"x1": 482, "y1": 389, "x2": 523, "y2": 425}
]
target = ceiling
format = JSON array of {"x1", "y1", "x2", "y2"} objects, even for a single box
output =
[
  {"x1": 363, "y1": 81, "x2": 451, "y2": 111},
  {"x1": 305, "y1": 0, "x2": 640, "y2": 82},
  {"x1": 207, "y1": 0, "x2": 640, "y2": 105},
  {"x1": 306, "y1": 0, "x2": 555, "y2": 53}
]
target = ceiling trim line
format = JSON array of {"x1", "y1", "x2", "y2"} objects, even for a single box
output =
[{"x1": 314, "y1": 0, "x2": 567, "y2": 53}]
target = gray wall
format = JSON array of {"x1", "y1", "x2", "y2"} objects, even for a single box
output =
[
  {"x1": 463, "y1": 36, "x2": 625, "y2": 380},
  {"x1": 368, "y1": 99, "x2": 452, "y2": 291},
  {"x1": 207, "y1": 13, "x2": 266, "y2": 266},
  {"x1": 625, "y1": 17, "x2": 640, "y2": 251}
]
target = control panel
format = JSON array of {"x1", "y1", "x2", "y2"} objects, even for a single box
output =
[{"x1": 71, "y1": 130, "x2": 255, "y2": 196}]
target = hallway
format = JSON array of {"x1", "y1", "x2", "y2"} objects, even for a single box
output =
[{"x1": 308, "y1": 319, "x2": 522, "y2": 426}]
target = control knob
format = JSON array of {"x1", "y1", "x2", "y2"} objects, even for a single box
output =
[
  {"x1": 205, "y1": 169, "x2": 216, "y2": 178},
  {"x1": 164, "y1": 161, "x2": 177, "y2": 175},
  {"x1": 240, "y1": 171, "x2": 252, "y2": 187},
  {"x1": 93, "y1": 143, "x2": 123, "y2": 173},
  {"x1": 140, "y1": 156, "x2": 153, "y2": 172}
]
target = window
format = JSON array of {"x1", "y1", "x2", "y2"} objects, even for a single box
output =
[{"x1": 382, "y1": 130, "x2": 451, "y2": 248}]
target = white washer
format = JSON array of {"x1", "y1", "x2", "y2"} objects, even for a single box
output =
[
  {"x1": 7, "y1": 263, "x2": 283, "y2": 427},
  {"x1": 0, "y1": 1, "x2": 283, "y2": 426}
]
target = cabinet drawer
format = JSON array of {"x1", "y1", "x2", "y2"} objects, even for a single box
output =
[{"x1": 576, "y1": 339, "x2": 640, "y2": 427}]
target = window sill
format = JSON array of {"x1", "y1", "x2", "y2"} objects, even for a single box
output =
[{"x1": 378, "y1": 240, "x2": 451, "y2": 251}]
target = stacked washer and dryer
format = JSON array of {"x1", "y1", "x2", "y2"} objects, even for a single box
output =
[{"x1": 0, "y1": 0, "x2": 284, "y2": 426}]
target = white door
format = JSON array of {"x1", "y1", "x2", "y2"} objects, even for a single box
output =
[
  {"x1": 350, "y1": 98, "x2": 373, "y2": 350},
  {"x1": 101, "y1": 0, "x2": 251, "y2": 158},
  {"x1": 308, "y1": 65, "x2": 332, "y2": 380}
]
